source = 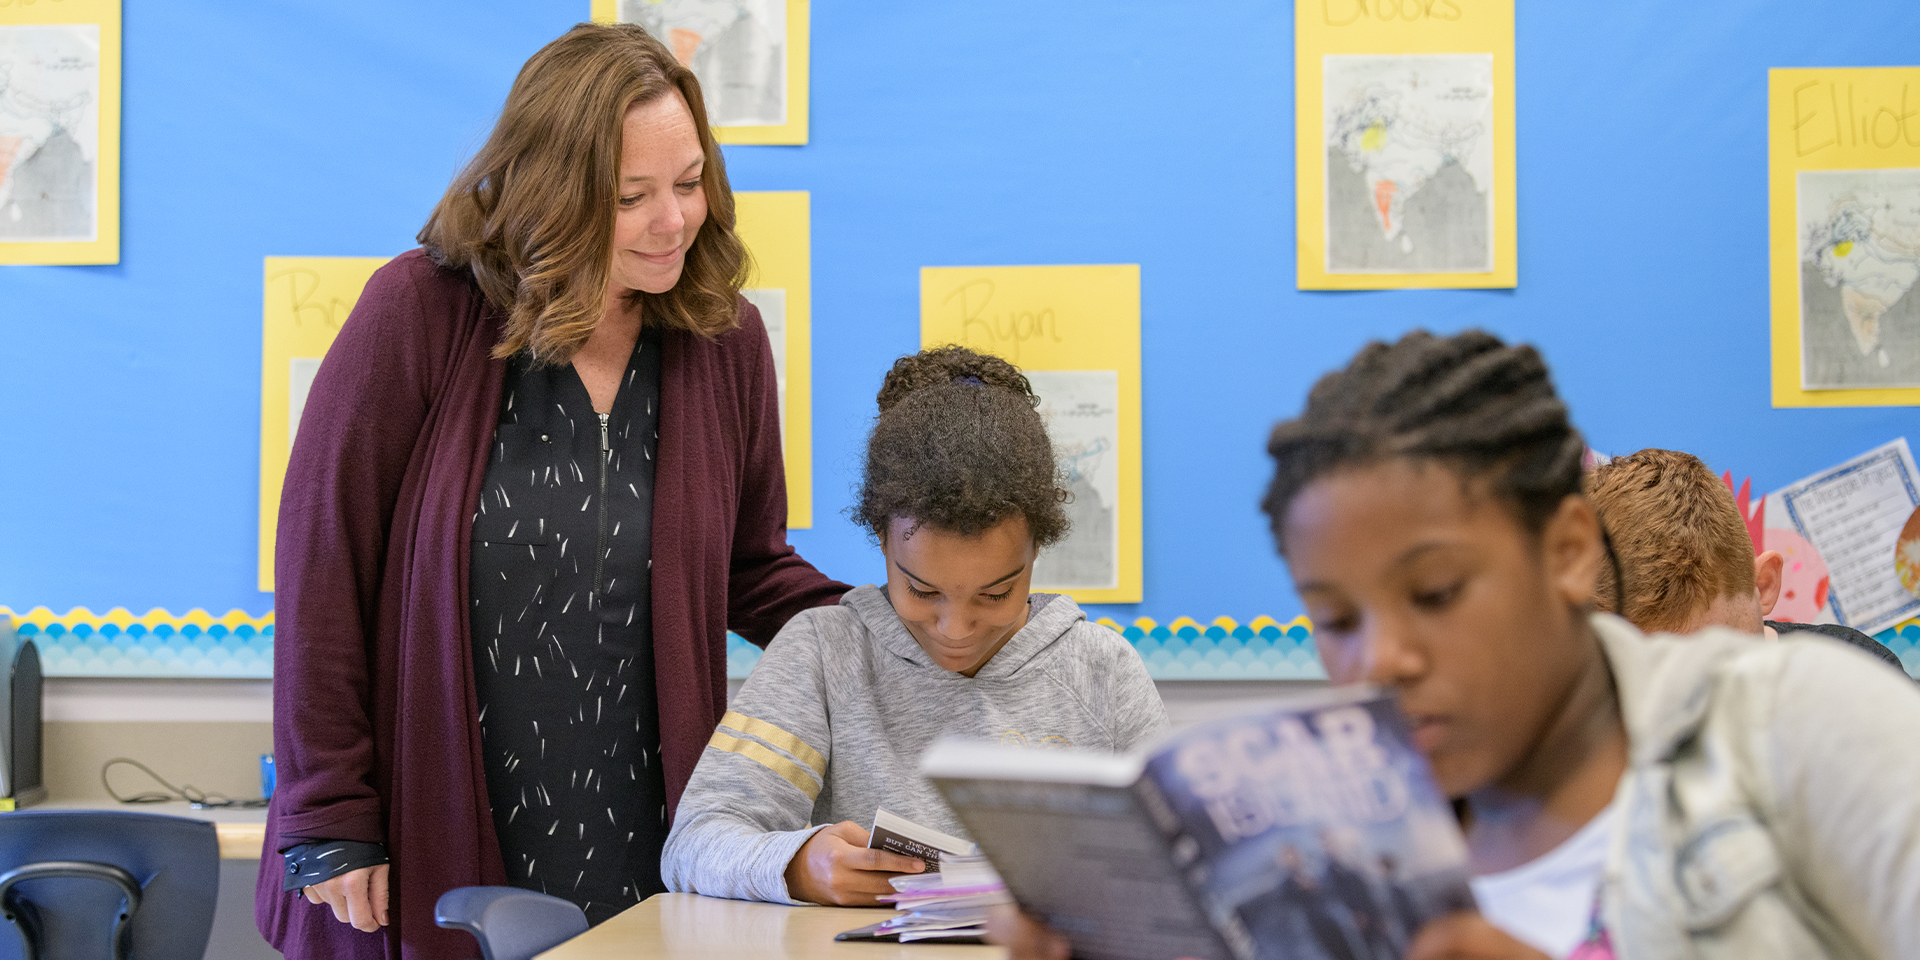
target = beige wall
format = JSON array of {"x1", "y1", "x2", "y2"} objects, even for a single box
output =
[
  {"x1": 47, "y1": 720, "x2": 273, "y2": 803},
  {"x1": 45, "y1": 678, "x2": 274, "y2": 802}
]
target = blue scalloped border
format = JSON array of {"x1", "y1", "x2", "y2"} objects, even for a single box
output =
[
  {"x1": 23, "y1": 621, "x2": 276, "y2": 679},
  {"x1": 16, "y1": 615, "x2": 1920, "y2": 681}
]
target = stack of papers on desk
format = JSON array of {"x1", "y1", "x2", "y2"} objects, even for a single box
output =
[{"x1": 874, "y1": 853, "x2": 1010, "y2": 942}]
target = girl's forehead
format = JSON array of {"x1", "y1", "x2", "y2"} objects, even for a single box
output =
[
  {"x1": 1283, "y1": 462, "x2": 1523, "y2": 572},
  {"x1": 1290, "y1": 460, "x2": 1481, "y2": 531},
  {"x1": 884, "y1": 517, "x2": 1034, "y2": 577}
]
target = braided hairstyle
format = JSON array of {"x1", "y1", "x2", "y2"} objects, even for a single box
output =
[
  {"x1": 1260, "y1": 330, "x2": 1588, "y2": 552},
  {"x1": 851, "y1": 345, "x2": 1071, "y2": 546}
]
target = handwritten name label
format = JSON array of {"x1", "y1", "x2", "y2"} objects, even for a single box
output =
[
  {"x1": 1323, "y1": 0, "x2": 1464, "y2": 26},
  {"x1": 935, "y1": 278, "x2": 1062, "y2": 361},
  {"x1": 1792, "y1": 80, "x2": 1920, "y2": 157},
  {"x1": 267, "y1": 268, "x2": 357, "y2": 330}
]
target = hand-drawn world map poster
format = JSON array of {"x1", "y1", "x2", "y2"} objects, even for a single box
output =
[
  {"x1": 1295, "y1": 0, "x2": 1516, "y2": 290},
  {"x1": 1770, "y1": 68, "x2": 1920, "y2": 407},
  {"x1": 0, "y1": 0, "x2": 120, "y2": 265}
]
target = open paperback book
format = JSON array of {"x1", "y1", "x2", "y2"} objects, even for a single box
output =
[{"x1": 921, "y1": 686, "x2": 1475, "y2": 960}]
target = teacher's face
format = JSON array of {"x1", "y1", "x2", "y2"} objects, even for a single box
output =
[{"x1": 610, "y1": 91, "x2": 708, "y2": 296}]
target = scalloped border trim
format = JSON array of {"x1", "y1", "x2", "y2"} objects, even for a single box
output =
[
  {"x1": 1092, "y1": 614, "x2": 1315, "y2": 639},
  {"x1": 10, "y1": 606, "x2": 1919, "y2": 681},
  {"x1": 1, "y1": 606, "x2": 275, "y2": 632}
]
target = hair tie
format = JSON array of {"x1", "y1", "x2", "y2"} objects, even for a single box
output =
[{"x1": 954, "y1": 375, "x2": 985, "y2": 386}]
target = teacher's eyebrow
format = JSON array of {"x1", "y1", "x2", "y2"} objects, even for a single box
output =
[
  {"x1": 894, "y1": 560, "x2": 1025, "y2": 590},
  {"x1": 622, "y1": 157, "x2": 706, "y2": 183}
]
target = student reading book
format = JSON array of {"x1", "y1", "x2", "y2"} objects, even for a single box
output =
[
  {"x1": 1585, "y1": 447, "x2": 1905, "y2": 671},
  {"x1": 922, "y1": 686, "x2": 1478, "y2": 960},
  {"x1": 659, "y1": 346, "x2": 1169, "y2": 906},
  {"x1": 995, "y1": 331, "x2": 1920, "y2": 960}
]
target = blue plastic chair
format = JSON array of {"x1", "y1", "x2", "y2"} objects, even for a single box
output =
[
  {"x1": 0, "y1": 810, "x2": 219, "y2": 960},
  {"x1": 435, "y1": 887, "x2": 589, "y2": 960}
]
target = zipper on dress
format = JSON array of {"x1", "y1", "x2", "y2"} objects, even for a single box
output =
[{"x1": 595, "y1": 412, "x2": 611, "y2": 598}]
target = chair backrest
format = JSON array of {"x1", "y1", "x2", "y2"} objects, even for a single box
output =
[
  {"x1": 0, "y1": 811, "x2": 219, "y2": 960},
  {"x1": 435, "y1": 886, "x2": 590, "y2": 960}
]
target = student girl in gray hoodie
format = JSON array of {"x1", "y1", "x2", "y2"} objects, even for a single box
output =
[{"x1": 660, "y1": 346, "x2": 1170, "y2": 907}]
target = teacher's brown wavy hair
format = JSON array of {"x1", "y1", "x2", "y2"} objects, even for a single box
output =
[{"x1": 418, "y1": 22, "x2": 748, "y2": 361}]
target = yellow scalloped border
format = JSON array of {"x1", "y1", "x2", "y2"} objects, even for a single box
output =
[
  {"x1": 1095, "y1": 615, "x2": 1317, "y2": 635},
  {"x1": 0, "y1": 606, "x2": 275, "y2": 631}
]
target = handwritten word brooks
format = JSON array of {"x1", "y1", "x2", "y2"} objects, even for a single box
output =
[
  {"x1": 938, "y1": 279, "x2": 1062, "y2": 360},
  {"x1": 268, "y1": 269, "x2": 357, "y2": 330},
  {"x1": 1322, "y1": 0, "x2": 1464, "y2": 26},
  {"x1": 1792, "y1": 80, "x2": 1920, "y2": 157}
]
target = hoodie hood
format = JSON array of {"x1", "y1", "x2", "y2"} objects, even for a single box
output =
[
  {"x1": 1592, "y1": 612, "x2": 1755, "y2": 766},
  {"x1": 838, "y1": 583, "x2": 1086, "y2": 680}
]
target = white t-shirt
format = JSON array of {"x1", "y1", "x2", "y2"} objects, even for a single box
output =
[{"x1": 1468, "y1": 804, "x2": 1616, "y2": 958}]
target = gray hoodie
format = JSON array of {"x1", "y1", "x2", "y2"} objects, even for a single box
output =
[{"x1": 660, "y1": 583, "x2": 1169, "y2": 903}]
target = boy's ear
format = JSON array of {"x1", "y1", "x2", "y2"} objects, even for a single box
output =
[
  {"x1": 1545, "y1": 495, "x2": 1606, "y2": 612},
  {"x1": 1754, "y1": 550, "x2": 1785, "y2": 618}
]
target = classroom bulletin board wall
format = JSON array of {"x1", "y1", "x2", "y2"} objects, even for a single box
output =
[{"x1": 5, "y1": 0, "x2": 1920, "y2": 679}]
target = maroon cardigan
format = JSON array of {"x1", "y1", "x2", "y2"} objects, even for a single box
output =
[{"x1": 255, "y1": 251, "x2": 849, "y2": 959}]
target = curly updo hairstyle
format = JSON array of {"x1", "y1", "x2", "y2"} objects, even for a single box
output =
[
  {"x1": 851, "y1": 345, "x2": 1071, "y2": 547},
  {"x1": 1259, "y1": 330, "x2": 1588, "y2": 553}
]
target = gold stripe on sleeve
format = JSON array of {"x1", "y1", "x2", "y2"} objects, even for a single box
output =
[
  {"x1": 719, "y1": 710, "x2": 828, "y2": 776},
  {"x1": 708, "y1": 731, "x2": 823, "y2": 801}
]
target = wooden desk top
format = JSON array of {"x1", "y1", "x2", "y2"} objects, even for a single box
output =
[
  {"x1": 538, "y1": 894, "x2": 1006, "y2": 960},
  {"x1": 36, "y1": 800, "x2": 267, "y2": 860}
]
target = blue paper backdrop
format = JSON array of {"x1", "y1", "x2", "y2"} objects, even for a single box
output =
[{"x1": 4, "y1": 1, "x2": 1919, "y2": 667}]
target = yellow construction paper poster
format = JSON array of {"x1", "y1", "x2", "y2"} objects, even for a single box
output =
[
  {"x1": 1295, "y1": 0, "x2": 1516, "y2": 290},
  {"x1": 1769, "y1": 68, "x2": 1920, "y2": 407},
  {"x1": 258, "y1": 257, "x2": 387, "y2": 591},
  {"x1": 591, "y1": 0, "x2": 809, "y2": 145},
  {"x1": 920, "y1": 265, "x2": 1143, "y2": 604},
  {"x1": 0, "y1": 0, "x2": 121, "y2": 265},
  {"x1": 734, "y1": 190, "x2": 814, "y2": 528}
]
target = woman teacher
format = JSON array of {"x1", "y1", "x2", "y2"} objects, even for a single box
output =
[{"x1": 255, "y1": 24, "x2": 849, "y2": 959}]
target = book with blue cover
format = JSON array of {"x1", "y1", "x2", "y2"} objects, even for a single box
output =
[{"x1": 922, "y1": 686, "x2": 1474, "y2": 960}]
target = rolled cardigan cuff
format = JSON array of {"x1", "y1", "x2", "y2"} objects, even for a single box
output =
[{"x1": 280, "y1": 839, "x2": 391, "y2": 892}]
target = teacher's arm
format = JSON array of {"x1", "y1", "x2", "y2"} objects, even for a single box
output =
[
  {"x1": 724, "y1": 298, "x2": 850, "y2": 646},
  {"x1": 271, "y1": 257, "x2": 454, "y2": 853}
]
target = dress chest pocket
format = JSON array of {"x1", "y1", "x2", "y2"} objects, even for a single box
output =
[
  {"x1": 1673, "y1": 815, "x2": 1783, "y2": 932},
  {"x1": 472, "y1": 423, "x2": 559, "y2": 546}
]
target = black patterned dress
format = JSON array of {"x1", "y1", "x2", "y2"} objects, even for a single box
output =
[{"x1": 468, "y1": 328, "x2": 667, "y2": 924}]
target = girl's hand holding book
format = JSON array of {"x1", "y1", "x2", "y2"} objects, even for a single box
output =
[{"x1": 785, "y1": 821, "x2": 926, "y2": 906}]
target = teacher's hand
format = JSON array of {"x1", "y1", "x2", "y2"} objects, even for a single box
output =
[
  {"x1": 784, "y1": 821, "x2": 925, "y2": 906},
  {"x1": 303, "y1": 864, "x2": 390, "y2": 932}
]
